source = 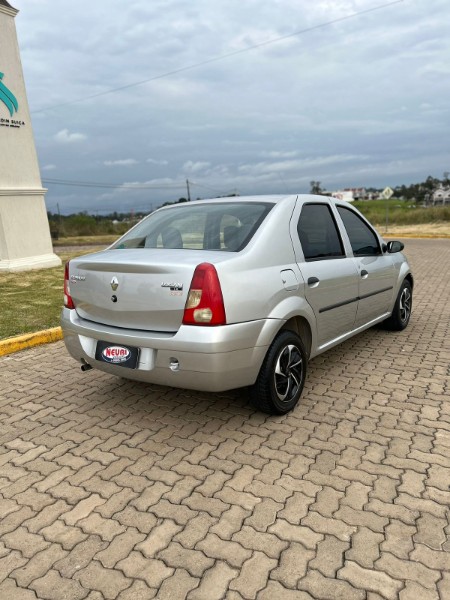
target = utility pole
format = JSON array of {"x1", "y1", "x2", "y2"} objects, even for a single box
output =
[{"x1": 186, "y1": 179, "x2": 191, "y2": 202}]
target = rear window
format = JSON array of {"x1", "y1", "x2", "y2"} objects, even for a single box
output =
[{"x1": 112, "y1": 202, "x2": 273, "y2": 251}]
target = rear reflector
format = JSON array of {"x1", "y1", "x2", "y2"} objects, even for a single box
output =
[{"x1": 183, "y1": 263, "x2": 226, "y2": 326}]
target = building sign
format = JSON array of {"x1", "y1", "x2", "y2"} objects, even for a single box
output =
[
  {"x1": 0, "y1": 71, "x2": 25, "y2": 128},
  {"x1": 381, "y1": 186, "x2": 394, "y2": 199}
]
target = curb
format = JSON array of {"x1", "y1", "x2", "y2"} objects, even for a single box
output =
[{"x1": 0, "y1": 327, "x2": 63, "y2": 357}]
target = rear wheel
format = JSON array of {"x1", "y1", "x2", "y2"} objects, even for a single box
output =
[
  {"x1": 250, "y1": 331, "x2": 307, "y2": 415},
  {"x1": 384, "y1": 279, "x2": 412, "y2": 330}
]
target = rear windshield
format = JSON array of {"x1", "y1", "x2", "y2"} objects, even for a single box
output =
[{"x1": 112, "y1": 202, "x2": 273, "y2": 251}]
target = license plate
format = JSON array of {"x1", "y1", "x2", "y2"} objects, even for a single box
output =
[{"x1": 95, "y1": 341, "x2": 140, "y2": 369}]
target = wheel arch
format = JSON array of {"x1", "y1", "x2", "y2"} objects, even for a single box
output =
[
  {"x1": 280, "y1": 316, "x2": 313, "y2": 359},
  {"x1": 404, "y1": 272, "x2": 414, "y2": 289}
]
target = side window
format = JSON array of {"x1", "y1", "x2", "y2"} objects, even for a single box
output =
[
  {"x1": 337, "y1": 207, "x2": 381, "y2": 256},
  {"x1": 297, "y1": 204, "x2": 345, "y2": 261}
]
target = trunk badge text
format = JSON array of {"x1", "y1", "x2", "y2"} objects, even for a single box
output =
[
  {"x1": 110, "y1": 276, "x2": 119, "y2": 291},
  {"x1": 161, "y1": 282, "x2": 183, "y2": 291}
]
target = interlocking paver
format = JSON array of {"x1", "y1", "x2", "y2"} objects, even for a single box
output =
[
  {"x1": 174, "y1": 513, "x2": 216, "y2": 549},
  {"x1": 298, "y1": 568, "x2": 366, "y2": 600},
  {"x1": 73, "y1": 560, "x2": 131, "y2": 599},
  {"x1": 338, "y1": 561, "x2": 403, "y2": 600},
  {"x1": 376, "y1": 552, "x2": 441, "y2": 589},
  {"x1": 186, "y1": 562, "x2": 237, "y2": 600},
  {"x1": 2, "y1": 526, "x2": 50, "y2": 558},
  {"x1": 229, "y1": 551, "x2": 276, "y2": 598},
  {"x1": 117, "y1": 551, "x2": 174, "y2": 588},
  {"x1": 1, "y1": 239, "x2": 449, "y2": 599},
  {"x1": 116, "y1": 580, "x2": 156, "y2": 599},
  {"x1": 11, "y1": 544, "x2": 68, "y2": 587},
  {"x1": 0, "y1": 550, "x2": 28, "y2": 583},
  {"x1": 0, "y1": 577, "x2": 39, "y2": 600},
  {"x1": 30, "y1": 569, "x2": 88, "y2": 600},
  {"x1": 54, "y1": 535, "x2": 107, "y2": 578},
  {"x1": 309, "y1": 534, "x2": 349, "y2": 577},
  {"x1": 272, "y1": 542, "x2": 315, "y2": 587},
  {"x1": 258, "y1": 581, "x2": 315, "y2": 599},
  {"x1": 196, "y1": 533, "x2": 251, "y2": 567},
  {"x1": 136, "y1": 520, "x2": 182, "y2": 558},
  {"x1": 158, "y1": 542, "x2": 215, "y2": 577},
  {"x1": 157, "y1": 568, "x2": 199, "y2": 599}
]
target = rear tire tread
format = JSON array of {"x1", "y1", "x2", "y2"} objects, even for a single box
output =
[{"x1": 250, "y1": 330, "x2": 307, "y2": 415}]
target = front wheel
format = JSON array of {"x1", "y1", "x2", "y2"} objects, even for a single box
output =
[
  {"x1": 250, "y1": 331, "x2": 307, "y2": 415},
  {"x1": 383, "y1": 279, "x2": 412, "y2": 331}
]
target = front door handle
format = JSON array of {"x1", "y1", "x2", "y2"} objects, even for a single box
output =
[
  {"x1": 308, "y1": 277, "x2": 319, "y2": 286},
  {"x1": 361, "y1": 269, "x2": 368, "y2": 277}
]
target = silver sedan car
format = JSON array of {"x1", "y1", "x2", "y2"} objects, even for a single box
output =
[{"x1": 61, "y1": 194, "x2": 413, "y2": 414}]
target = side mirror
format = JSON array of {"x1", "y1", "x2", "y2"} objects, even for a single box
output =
[{"x1": 386, "y1": 240, "x2": 404, "y2": 253}]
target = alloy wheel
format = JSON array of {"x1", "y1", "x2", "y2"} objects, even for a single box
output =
[
  {"x1": 399, "y1": 287, "x2": 411, "y2": 323},
  {"x1": 274, "y1": 344, "x2": 303, "y2": 403}
]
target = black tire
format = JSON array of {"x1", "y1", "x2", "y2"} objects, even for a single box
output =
[
  {"x1": 250, "y1": 330, "x2": 307, "y2": 415},
  {"x1": 384, "y1": 279, "x2": 412, "y2": 331}
]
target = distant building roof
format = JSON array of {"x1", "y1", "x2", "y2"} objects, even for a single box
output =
[{"x1": 0, "y1": 1, "x2": 15, "y2": 8}]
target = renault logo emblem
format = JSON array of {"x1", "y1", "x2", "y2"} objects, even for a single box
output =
[{"x1": 110, "y1": 276, "x2": 119, "y2": 291}]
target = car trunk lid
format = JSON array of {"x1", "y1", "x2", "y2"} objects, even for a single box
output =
[{"x1": 69, "y1": 249, "x2": 223, "y2": 332}]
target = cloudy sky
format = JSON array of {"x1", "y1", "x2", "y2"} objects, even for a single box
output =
[{"x1": 10, "y1": 0, "x2": 450, "y2": 213}]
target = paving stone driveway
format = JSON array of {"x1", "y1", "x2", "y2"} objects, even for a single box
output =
[{"x1": 0, "y1": 238, "x2": 449, "y2": 600}]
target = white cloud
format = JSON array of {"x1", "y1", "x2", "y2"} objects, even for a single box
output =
[
  {"x1": 54, "y1": 129, "x2": 87, "y2": 143},
  {"x1": 42, "y1": 164, "x2": 56, "y2": 171},
  {"x1": 104, "y1": 159, "x2": 139, "y2": 166},
  {"x1": 147, "y1": 158, "x2": 169, "y2": 165},
  {"x1": 182, "y1": 161, "x2": 211, "y2": 173},
  {"x1": 238, "y1": 154, "x2": 366, "y2": 176},
  {"x1": 260, "y1": 150, "x2": 299, "y2": 159}
]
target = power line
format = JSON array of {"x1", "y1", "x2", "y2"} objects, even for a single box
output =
[
  {"x1": 42, "y1": 177, "x2": 230, "y2": 195},
  {"x1": 32, "y1": 0, "x2": 403, "y2": 114},
  {"x1": 42, "y1": 178, "x2": 186, "y2": 190}
]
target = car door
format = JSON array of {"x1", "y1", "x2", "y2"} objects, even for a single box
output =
[
  {"x1": 336, "y1": 205, "x2": 396, "y2": 328},
  {"x1": 295, "y1": 203, "x2": 359, "y2": 348}
]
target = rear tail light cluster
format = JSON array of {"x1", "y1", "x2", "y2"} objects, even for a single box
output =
[
  {"x1": 183, "y1": 263, "x2": 226, "y2": 326},
  {"x1": 64, "y1": 262, "x2": 75, "y2": 309}
]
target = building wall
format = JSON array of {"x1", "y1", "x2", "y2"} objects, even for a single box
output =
[
  {"x1": 0, "y1": 7, "x2": 42, "y2": 187},
  {"x1": 0, "y1": 3, "x2": 60, "y2": 271}
]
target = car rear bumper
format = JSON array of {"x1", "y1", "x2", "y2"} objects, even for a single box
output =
[{"x1": 61, "y1": 308, "x2": 282, "y2": 392}]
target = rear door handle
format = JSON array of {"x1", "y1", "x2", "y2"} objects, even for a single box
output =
[
  {"x1": 361, "y1": 270, "x2": 368, "y2": 277},
  {"x1": 308, "y1": 277, "x2": 319, "y2": 286}
]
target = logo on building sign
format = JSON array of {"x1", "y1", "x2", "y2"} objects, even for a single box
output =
[{"x1": 0, "y1": 72, "x2": 25, "y2": 129}]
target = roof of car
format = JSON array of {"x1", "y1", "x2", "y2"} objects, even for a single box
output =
[{"x1": 188, "y1": 194, "x2": 339, "y2": 206}]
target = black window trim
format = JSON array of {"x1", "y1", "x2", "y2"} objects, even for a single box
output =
[
  {"x1": 298, "y1": 202, "x2": 346, "y2": 262},
  {"x1": 336, "y1": 204, "x2": 382, "y2": 257}
]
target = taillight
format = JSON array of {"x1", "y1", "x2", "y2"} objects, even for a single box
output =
[
  {"x1": 64, "y1": 261, "x2": 75, "y2": 309},
  {"x1": 183, "y1": 263, "x2": 226, "y2": 326}
]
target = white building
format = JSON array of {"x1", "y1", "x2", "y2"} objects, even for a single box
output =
[
  {"x1": 331, "y1": 190, "x2": 355, "y2": 203},
  {"x1": 431, "y1": 185, "x2": 450, "y2": 205}
]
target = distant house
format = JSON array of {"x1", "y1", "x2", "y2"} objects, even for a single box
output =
[
  {"x1": 346, "y1": 187, "x2": 367, "y2": 200},
  {"x1": 330, "y1": 188, "x2": 372, "y2": 202},
  {"x1": 331, "y1": 190, "x2": 355, "y2": 202},
  {"x1": 431, "y1": 185, "x2": 450, "y2": 205}
]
